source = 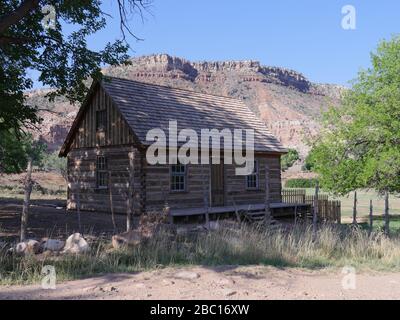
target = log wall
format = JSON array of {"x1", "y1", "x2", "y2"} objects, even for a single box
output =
[{"x1": 67, "y1": 146, "x2": 145, "y2": 214}]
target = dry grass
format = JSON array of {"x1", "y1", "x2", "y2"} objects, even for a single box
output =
[{"x1": 1, "y1": 222, "x2": 400, "y2": 285}]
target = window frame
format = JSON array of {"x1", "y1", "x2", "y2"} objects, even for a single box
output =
[
  {"x1": 170, "y1": 163, "x2": 187, "y2": 193},
  {"x1": 96, "y1": 109, "x2": 107, "y2": 132},
  {"x1": 96, "y1": 155, "x2": 108, "y2": 189},
  {"x1": 246, "y1": 160, "x2": 259, "y2": 190}
]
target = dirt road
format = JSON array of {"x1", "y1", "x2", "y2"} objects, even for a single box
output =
[{"x1": 1, "y1": 266, "x2": 400, "y2": 300}]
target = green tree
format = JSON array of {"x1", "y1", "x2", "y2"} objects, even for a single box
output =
[
  {"x1": 302, "y1": 150, "x2": 316, "y2": 172},
  {"x1": 281, "y1": 148, "x2": 299, "y2": 171},
  {"x1": 3, "y1": 133, "x2": 47, "y2": 241},
  {"x1": 311, "y1": 36, "x2": 400, "y2": 196},
  {"x1": 40, "y1": 150, "x2": 67, "y2": 179},
  {"x1": 0, "y1": 129, "x2": 45, "y2": 173},
  {"x1": 311, "y1": 36, "x2": 400, "y2": 234},
  {"x1": 0, "y1": 0, "x2": 150, "y2": 154}
]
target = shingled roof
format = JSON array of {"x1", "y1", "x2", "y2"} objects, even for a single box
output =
[{"x1": 61, "y1": 77, "x2": 287, "y2": 155}]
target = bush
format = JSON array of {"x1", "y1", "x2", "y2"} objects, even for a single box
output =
[
  {"x1": 285, "y1": 178, "x2": 319, "y2": 188},
  {"x1": 40, "y1": 151, "x2": 67, "y2": 179},
  {"x1": 281, "y1": 149, "x2": 300, "y2": 171},
  {"x1": 303, "y1": 152, "x2": 316, "y2": 171}
]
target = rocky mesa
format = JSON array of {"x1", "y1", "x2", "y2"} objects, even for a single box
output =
[{"x1": 30, "y1": 54, "x2": 345, "y2": 157}]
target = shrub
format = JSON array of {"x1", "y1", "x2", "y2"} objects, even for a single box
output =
[
  {"x1": 39, "y1": 151, "x2": 67, "y2": 179},
  {"x1": 285, "y1": 178, "x2": 319, "y2": 188},
  {"x1": 281, "y1": 149, "x2": 300, "y2": 171}
]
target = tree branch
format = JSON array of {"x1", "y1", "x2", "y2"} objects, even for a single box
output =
[{"x1": 0, "y1": 0, "x2": 40, "y2": 34}]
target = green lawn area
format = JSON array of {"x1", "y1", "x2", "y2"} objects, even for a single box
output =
[
  {"x1": 303, "y1": 188, "x2": 400, "y2": 218},
  {"x1": 358, "y1": 217, "x2": 400, "y2": 234}
]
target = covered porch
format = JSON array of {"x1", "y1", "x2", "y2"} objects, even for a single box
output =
[{"x1": 169, "y1": 202, "x2": 311, "y2": 223}]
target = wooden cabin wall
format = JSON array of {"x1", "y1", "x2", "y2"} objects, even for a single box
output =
[
  {"x1": 67, "y1": 146, "x2": 145, "y2": 214},
  {"x1": 145, "y1": 162, "x2": 210, "y2": 212},
  {"x1": 70, "y1": 86, "x2": 135, "y2": 149},
  {"x1": 144, "y1": 155, "x2": 282, "y2": 212},
  {"x1": 225, "y1": 155, "x2": 282, "y2": 205}
]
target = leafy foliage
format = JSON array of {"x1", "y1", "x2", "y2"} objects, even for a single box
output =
[
  {"x1": 40, "y1": 150, "x2": 67, "y2": 179},
  {"x1": 281, "y1": 148, "x2": 299, "y2": 171},
  {"x1": 302, "y1": 150, "x2": 317, "y2": 171},
  {"x1": 0, "y1": 130, "x2": 46, "y2": 173},
  {"x1": 0, "y1": 0, "x2": 149, "y2": 139},
  {"x1": 285, "y1": 178, "x2": 319, "y2": 188},
  {"x1": 310, "y1": 36, "x2": 400, "y2": 195}
]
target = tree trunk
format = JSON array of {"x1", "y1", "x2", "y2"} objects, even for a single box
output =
[
  {"x1": 352, "y1": 191, "x2": 358, "y2": 225},
  {"x1": 369, "y1": 199, "x2": 373, "y2": 235},
  {"x1": 20, "y1": 156, "x2": 33, "y2": 242},
  {"x1": 312, "y1": 181, "x2": 319, "y2": 239},
  {"x1": 108, "y1": 170, "x2": 117, "y2": 233},
  {"x1": 384, "y1": 191, "x2": 390, "y2": 236}
]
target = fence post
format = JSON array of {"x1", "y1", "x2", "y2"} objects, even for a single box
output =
[
  {"x1": 352, "y1": 191, "x2": 358, "y2": 225},
  {"x1": 369, "y1": 199, "x2": 373, "y2": 235},
  {"x1": 384, "y1": 191, "x2": 390, "y2": 236},
  {"x1": 312, "y1": 181, "x2": 319, "y2": 239}
]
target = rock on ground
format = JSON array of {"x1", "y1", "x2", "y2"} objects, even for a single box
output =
[
  {"x1": 15, "y1": 240, "x2": 40, "y2": 255},
  {"x1": 41, "y1": 239, "x2": 65, "y2": 252},
  {"x1": 174, "y1": 271, "x2": 201, "y2": 280},
  {"x1": 63, "y1": 233, "x2": 89, "y2": 254}
]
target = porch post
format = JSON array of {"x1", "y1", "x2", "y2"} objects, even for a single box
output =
[
  {"x1": 264, "y1": 162, "x2": 271, "y2": 223},
  {"x1": 126, "y1": 151, "x2": 135, "y2": 231},
  {"x1": 201, "y1": 164, "x2": 210, "y2": 228}
]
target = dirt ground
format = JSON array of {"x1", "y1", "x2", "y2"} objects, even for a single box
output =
[
  {"x1": 2, "y1": 198, "x2": 400, "y2": 300},
  {"x1": 0, "y1": 198, "x2": 128, "y2": 242},
  {"x1": 1, "y1": 265, "x2": 400, "y2": 300}
]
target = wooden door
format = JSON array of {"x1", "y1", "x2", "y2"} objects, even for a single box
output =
[{"x1": 211, "y1": 163, "x2": 225, "y2": 207}]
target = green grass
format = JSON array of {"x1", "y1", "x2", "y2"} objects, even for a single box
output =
[
  {"x1": 2, "y1": 223, "x2": 400, "y2": 285},
  {"x1": 303, "y1": 188, "x2": 400, "y2": 218}
]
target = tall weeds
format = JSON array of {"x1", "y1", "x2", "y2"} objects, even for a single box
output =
[{"x1": 1, "y1": 222, "x2": 400, "y2": 285}]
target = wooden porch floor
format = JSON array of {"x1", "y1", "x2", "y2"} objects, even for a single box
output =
[{"x1": 170, "y1": 202, "x2": 311, "y2": 217}]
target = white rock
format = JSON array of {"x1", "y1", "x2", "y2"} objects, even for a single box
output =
[
  {"x1": 15, "y1": 242, "x2": 27, "y2": 254},
  {"x1": 41, "y1": 239, "x2": 65, "y2": 252},
  {"x1": 174, "y1": 271, "x2": 201, "y2": 280},
  {"x1": 15, "y1": 240, "x2": 40, "y2": 255},
  {"x1": 63, "y1": 233, "x2": 89, "y2": 254}
]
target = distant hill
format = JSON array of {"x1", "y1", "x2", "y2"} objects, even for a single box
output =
[{"x1": 28, "y1": 54, "x2": 345, "y2": 157}]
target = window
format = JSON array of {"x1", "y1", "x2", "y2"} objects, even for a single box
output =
[
  {"x1": 246, "y1": 160, "x2": 259, "y2": 189},
  {"x1": 170, "y1": 164, "x2": 186, "y2": 192},
  {"x1": 96, "y1": 156, "x2": 108, "y2": 188},
  {"x1": 96, "y1": 110, "x2": 107, "y2": 131}
]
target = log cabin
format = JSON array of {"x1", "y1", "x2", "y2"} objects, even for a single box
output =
[{"x1": 59, "y1": 77, "x2": 291, "y2": 221}]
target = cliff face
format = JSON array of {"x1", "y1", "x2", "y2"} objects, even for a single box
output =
[{"x1": 29, "y1": 54, "x2": 344, "y2": 156}]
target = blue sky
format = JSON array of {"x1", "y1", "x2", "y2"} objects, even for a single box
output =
[{"x1": 32, "y1": 0, "x2": 400, "y2": 87}]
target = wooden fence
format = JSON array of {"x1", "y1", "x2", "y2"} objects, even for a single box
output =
[{"x1": 282, "y1": 189, "x2": 341, "y2": 224}]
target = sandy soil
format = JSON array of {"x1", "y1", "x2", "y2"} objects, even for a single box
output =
[{"x1": 1, "y1": 266, "x2": 400, "y2": 300}]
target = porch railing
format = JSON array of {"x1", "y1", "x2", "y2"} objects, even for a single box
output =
[{"x1": 282, "y1": 189, "x2": 341, "y2": 223}]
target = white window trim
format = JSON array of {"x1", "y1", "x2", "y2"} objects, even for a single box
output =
[{"x1": 246, "y1": 160, "x2": 259, "y2": 190}]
